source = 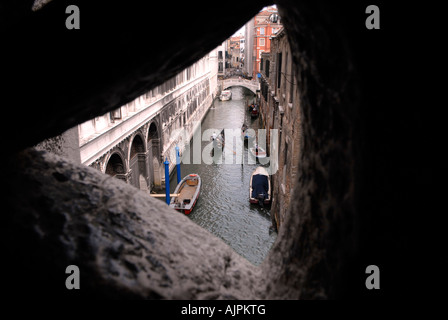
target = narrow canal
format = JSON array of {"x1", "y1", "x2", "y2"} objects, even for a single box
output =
[{"x1": 168, "y1": 86, "x2": 277, "y2": 266}]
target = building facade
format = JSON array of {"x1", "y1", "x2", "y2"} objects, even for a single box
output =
[
  {"x1": 258, "y1": 28, "x2": 301, "y2": 230},
  {"x1": 251, "y1": 6, "x2": 282, "y2": 79},
  {"x1": 37, "y1": 49, "x2": 219, "y2": 193},
  {"x1": 243, "y1": 17, "x2": 254, "y2": 78},
  {"x1": 229, "y1": 35, "x2": 243, "y2": 69},
  {"x1": 216, "y1": 41, "x2": 227, "y2": 78}
]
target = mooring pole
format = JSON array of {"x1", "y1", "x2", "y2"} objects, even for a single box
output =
[
  {"x1": 175, "y1": 145, "x2": 181, "y2": 184},
  {"x1": 164, "y1": 157, "x2": 170, "y2": 205}
]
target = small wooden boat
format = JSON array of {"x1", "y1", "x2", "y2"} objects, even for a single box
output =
[
  {"x1": 219, "y1": 90, "x2": 232, "y2": 101},
  {"x1": 249, "y1": 144, "x2": 267, "y2": 159},
  {"x1": 249, "y1": 167, "x2": 271, "y2": 206},
  {"x1": 169, "y1": 174, "x2": 201, "y2": 214}
]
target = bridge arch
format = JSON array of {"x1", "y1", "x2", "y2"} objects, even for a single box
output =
[
  {"x1": 129, "y1": 132, "x2": 146, "y2": 160},
  {"x1": 129, "y1": 133, "x2": 147, "y2": 190},
  {"x1": 104, "y1": 149, "x2": 127, "y2": 182},
  {"x1": 222, "y1": 78, "x2": 260, "y2": 95}
]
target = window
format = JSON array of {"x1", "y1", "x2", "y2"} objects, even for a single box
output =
[
  {"x1": 260, "y1": 27, "x2": 265, "y2": 35},
  {"x1": 110, "y1": 108, "x2": 122, "y2": 122},
  {"x1": 277, "y1": 52, "x2": 282, "y2": 89},
  {"x1": 265, "y1": 60, "x2": 270, "y2": 77},
  {"x1": 259, "y1": 38, "x2": 265, "y2": 46}
]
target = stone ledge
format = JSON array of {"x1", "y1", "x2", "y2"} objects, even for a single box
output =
[{"x1": 2, "y1": 148, "x2": 262, "y2": 299}]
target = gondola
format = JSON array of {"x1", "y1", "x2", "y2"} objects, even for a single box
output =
[
  {"x1": 250, "y1": 105, "x2": 259, "y2": 118},
  {"x1": 210, "y1": 129, "x2": 225, "y2": 149},
  {"x1": 210, "y1": 129, "x2": 225, "y2": 156},
  {"x1": 169, "y1": 174, "x2": 201, "y2": 215},
  {"x1": 241, "y1": 123, "x2": 255, "y2": 141},
  {"x1": 249, "y1": 166, "x2": 271, "y2": 206}
]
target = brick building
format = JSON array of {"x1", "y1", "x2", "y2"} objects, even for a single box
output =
[
  {"x1": 252, "y1": 6, "x2": 282, "y2": 79},
  {"x1": 258, "y1": 28, "x2": 302, "y2": 230},
  {"x1": 229, "y1": 35, "x2": 243, "y2": 69}
]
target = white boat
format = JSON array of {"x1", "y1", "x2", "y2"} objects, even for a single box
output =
[
  {"x1": 219, "y1": 90, "x2": 232, "y2": 101},
  {"x1": 249, "y1": 144, "x2": 267, "y2": 159},
  {"x1": 249, "y1": 166, "x2": 271, "y2": 206},
  {"x1": 169, "y1": 174, "x2": 201, "y2": 215}
]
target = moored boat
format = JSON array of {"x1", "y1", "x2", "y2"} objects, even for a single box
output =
[
  {"x1": 249, "y1": 144, "x2": 267, "y2": 159},
  {"x1": 249, "y1": 166, "x2": 271, "y2": 206},
  {"x1": 219, "y1": 90, "x2": 232, "y2": 101},
  {"x1": 169, "y1": 174, "x2": 201, "y2": 214}
]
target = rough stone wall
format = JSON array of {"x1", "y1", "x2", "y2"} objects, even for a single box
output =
[
  {"x1": 1, "y1": 0, "x2": 269, "y2": 153},
  {"x1": 262, "y1": 28, "x2": 303, "y2": 231},
  {"x1": 35, "y1": 127, "x2": 81, "y2": 163},
  {"x1": 2, "y1": 149, "x2": 261, "y2": 299},
  {"x1": 257, "y1": 0, "x2": 359, "y2": 299}
]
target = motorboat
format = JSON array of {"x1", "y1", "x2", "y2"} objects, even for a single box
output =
[
  {"x1": 249, "y1": 166, "x2": 271, "y2": 206},
  {"x1": 169, "y1": 174, "x2": 201, "y2": 215},
  {"x1": 219, "y1": 90, "x2": 232, "y2": 101},
  {"x1": 249, "y1": 144, "x2": 267, "y2": 159}
]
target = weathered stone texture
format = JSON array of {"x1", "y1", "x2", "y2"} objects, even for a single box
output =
[
  {"x1": 35, "y1": 127, "x2": 81, "y2": 163},
  {"x1": 3, "y1": 148, "x2": 261, "y2": 299}
]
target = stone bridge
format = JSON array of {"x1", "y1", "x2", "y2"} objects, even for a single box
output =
[{"x1": 221, "y1": 77, "x2": 260, "y2": 94}]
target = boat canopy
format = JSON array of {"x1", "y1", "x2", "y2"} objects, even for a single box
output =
[{"x1": 251, "y1": 174, "x2": 269, "y2": 200}]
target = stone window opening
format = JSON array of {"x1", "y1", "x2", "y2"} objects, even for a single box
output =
[{"x1": 1, "y1": 1, "x2": 413, "y2": 301}]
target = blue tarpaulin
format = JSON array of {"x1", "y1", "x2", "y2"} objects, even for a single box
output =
[{"x1": 251, "y1": 174, "x2": 269, "y2": 199}]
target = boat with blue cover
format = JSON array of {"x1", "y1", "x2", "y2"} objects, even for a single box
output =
[{"x1": 249, "y1": 166, "x2": 271, "y2": 206}]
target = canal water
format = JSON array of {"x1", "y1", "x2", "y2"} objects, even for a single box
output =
[{"x1": 168, "y1": 86, "x2": 277, "y2": 266}]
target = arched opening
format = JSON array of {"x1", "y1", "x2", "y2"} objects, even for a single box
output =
[
  {"x1": 147, "y1": 122, "x2": 161, "y2": 188},
  {"x1": 129, "y1": 134, "x2": 147, "y2": 190},
  {"x1": 223, "y1": 84, "x2": 258, "y2": 96},
  {"x1": 105, "y1": 153, "x2": 126, "y2": 181}
]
